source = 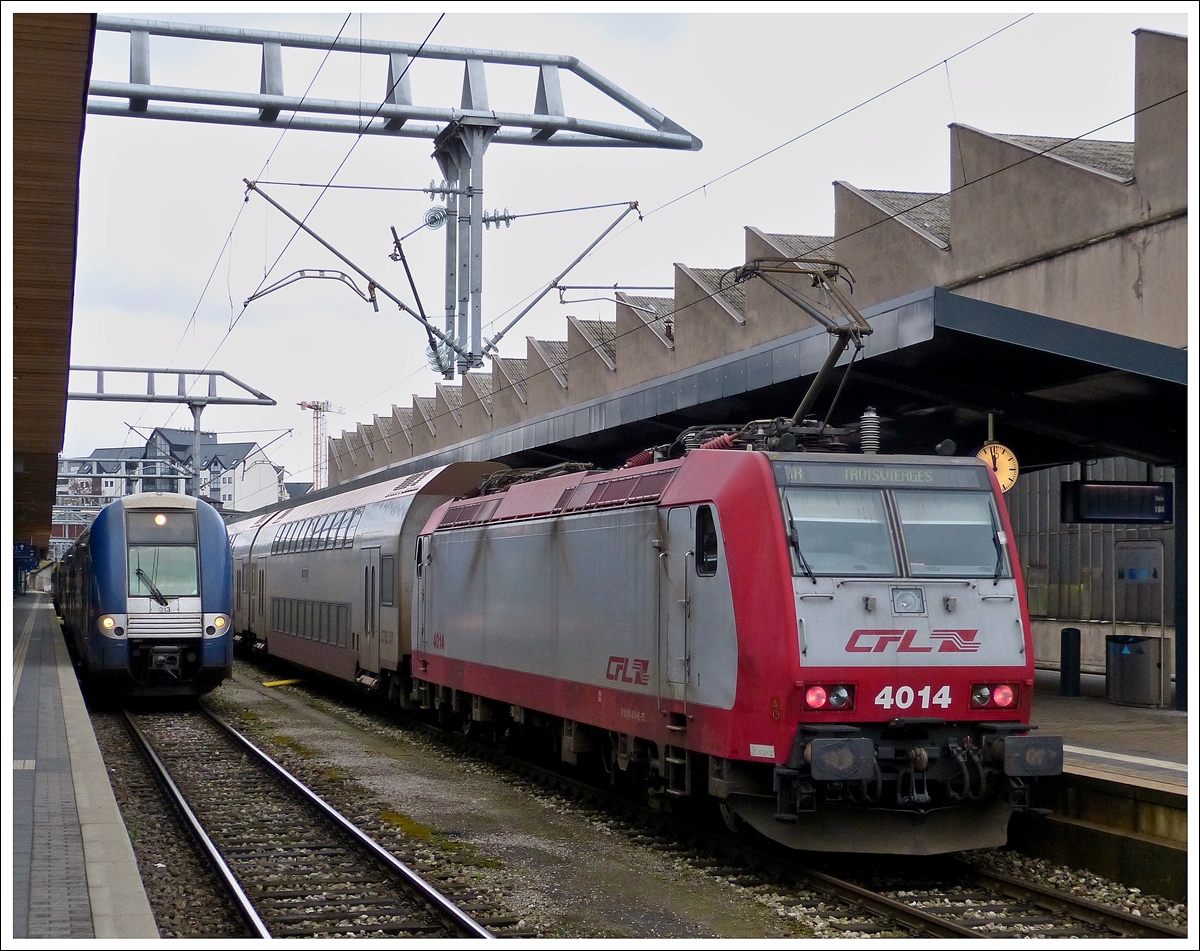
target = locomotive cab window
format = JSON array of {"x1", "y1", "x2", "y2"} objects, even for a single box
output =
[
  {"x1": 894, "y1": 490, "x2": 1010, "y2": 579},
  {"x1": 696, "y1": 505, "x2": 718, "y2": 576},
  {"x1": 780, "y1": 487, "x2": 897, "y2": 577}
]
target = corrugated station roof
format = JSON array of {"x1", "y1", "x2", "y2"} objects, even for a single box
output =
[
  {"x1": 690, "y1": 268, "x2": 747, "y2": 316},
  {"x1": 497, "y1": 357, "x2": 528, "y2": 384},
  {"x1": 495, "y1": 356, "x2": 529, "y2": 403},
  {"x1": 995, "y1": 133, "x2": 1135, "y2": 180},
  {"x1": 439, "y1": 384, "x2": 462, "y2": 414},
  {"x1": 766, "y1": 233, "x2": 836, "y2": 259},
  {"x1": 578, "y1": 319, "x2": 617, "y2": 364},
  {"x1": 623, "y1": 295, "x2": 674, "y2": 320},
  {"x1": 536, "y1": 339, "x2": 569, "y2": 368},
  {"x1": 414, "y1": 395, "x2": 437, "y2": 422},
  {"x1": 532, "y1": 339, "x2": 570, "y2": 387},
  {"x1": 466, "y1": 372, "x2": 492, "y2": 407},
  {"x1": 863, "y1": 190, "x2": 951, "y2": 242}
]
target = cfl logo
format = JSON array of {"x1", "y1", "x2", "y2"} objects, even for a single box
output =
[
  {"x1": 846, "y1": 629, "x2": 980, "y2": 653},
  {"x1": 929, "y1": 630, "x2": 980, "y2": 652},
  {"x1": 606, "y1": 656, "x2": 650, "y2": 685}
]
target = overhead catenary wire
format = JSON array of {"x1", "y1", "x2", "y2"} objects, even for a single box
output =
[
  {"x1": 325, "y1": 91, "x2": 1184, "y2": 474},
  {"x1": 152, "y1": 11, "x2": 447, "y2": 444},
  {"x1": 146, "y1": 13, "x2": 357, "y2": 438},
  {"x1": 644, "y1": 13, "x2": 1034, "y2": 221}
]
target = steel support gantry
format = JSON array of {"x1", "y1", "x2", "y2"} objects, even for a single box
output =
[
  {"x1": 68, "y1": 365, "x2": 276, "y2": 497},
  {"x1": 87, "y1": 16, "x2": 702, "y2": 376}
]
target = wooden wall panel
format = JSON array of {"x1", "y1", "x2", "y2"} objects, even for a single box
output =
[{"x1": 12, "y1": 13, "x2": 95, "y2": 553}]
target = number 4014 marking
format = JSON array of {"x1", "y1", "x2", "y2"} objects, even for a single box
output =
[{"x1": 874, "y1": 685, "x2": 951, "y2": 710}]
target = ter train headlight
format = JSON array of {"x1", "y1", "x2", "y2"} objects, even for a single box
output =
[
  {"x1": 98, "y1": 614, "x2": 126, "y2": 637},
  {"x1": 204, "y1": 614, "x2": 231, "y2": 636}
]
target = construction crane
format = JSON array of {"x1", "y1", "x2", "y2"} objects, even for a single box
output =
[{"x1": 298, "y1": 400, "x2": 344, "y2": 491}]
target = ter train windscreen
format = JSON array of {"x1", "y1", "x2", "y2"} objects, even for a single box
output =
[{"x1": 126, "y1": 510, "x2": 200, "y2": 598}]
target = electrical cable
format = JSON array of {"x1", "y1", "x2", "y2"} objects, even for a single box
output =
[
  {"x1": 647, "y1": 14, "x2": 1033, "y2": 220},
  {"x1": 143, "y1": 14, "x2": 356, "y2": 438},
  {"x1": 316, "y1": 89, "x2": 1186, "y2": 476},
  {"x1": 149, "y1": 12, "x2": 445, "y2": 444}
]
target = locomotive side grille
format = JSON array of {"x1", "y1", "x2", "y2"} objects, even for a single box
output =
[{"x1": 127, "y1": 613, "x2": 204, "y2": 637}]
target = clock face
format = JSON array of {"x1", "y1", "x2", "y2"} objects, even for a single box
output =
[{"x1": 976, "y1": 442, "x2": 1019, "y2": 492}]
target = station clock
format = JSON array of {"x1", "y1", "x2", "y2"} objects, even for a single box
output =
[{"x1": 976, "y1": 442, "x2": 1019, "y2": 492}]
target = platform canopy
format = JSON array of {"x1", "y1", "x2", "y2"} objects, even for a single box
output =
[
  {"x1": 12, "y1": 14, "x2": 95, "y2": 553},
  {"x1": 293, "y1": 284, "x2": 1187, "y2": 507}
]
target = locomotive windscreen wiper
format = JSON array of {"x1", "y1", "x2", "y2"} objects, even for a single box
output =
[
  {"x1": 783, "y1": 496, "x2": 817, "y2": 584},
  {"x1": 991, "y1": 531, "x2": 1005, "y2": 586},
  {"x1": 136, "y1": 567, "x2": 170, "y2": 606}
]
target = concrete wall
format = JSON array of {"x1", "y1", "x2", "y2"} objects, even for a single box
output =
[{"x1": 954, "y1": 214, "x2": 1186, "y2": 347}]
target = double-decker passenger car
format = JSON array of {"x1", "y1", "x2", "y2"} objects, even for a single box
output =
[
  {"x1": 226, "y1": 463, "x2": 504, "y2": 690},
  {"x1": 57, "y1": 493, "x2": 233, "y2": 698}
]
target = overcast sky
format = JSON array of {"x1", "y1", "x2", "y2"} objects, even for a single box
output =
[{"x1": 42, "y1": 6, "x2": 1194, "y2": 485}]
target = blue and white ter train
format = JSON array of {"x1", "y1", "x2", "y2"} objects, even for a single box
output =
[{"x1": 56, "y1": 493, "x2": 234, "y2": 698}]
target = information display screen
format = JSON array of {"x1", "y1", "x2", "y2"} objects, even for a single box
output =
[{"x1": 1060, "y1": 481, "x2": 1173, "y2": 524}]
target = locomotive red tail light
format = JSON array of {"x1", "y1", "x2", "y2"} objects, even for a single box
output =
[
  {"x1": 971, "y1": 683, "x2": 1018, "y2": 708},
  {"x1": 804, "y1": 684, "x2": 854, "y2": 710}
]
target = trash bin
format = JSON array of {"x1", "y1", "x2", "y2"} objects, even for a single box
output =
[{"x1": 1105, "y1": 635, "x2": 1162, "y2": 707}]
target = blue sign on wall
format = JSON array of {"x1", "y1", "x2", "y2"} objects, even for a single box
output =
[{"x1": 14, "y1": 544, "x2": 40, "y2": 571}]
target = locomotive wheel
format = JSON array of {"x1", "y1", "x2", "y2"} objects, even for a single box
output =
[{"x1": 719, "y1": 801, "x2": 742, "y2": 833}]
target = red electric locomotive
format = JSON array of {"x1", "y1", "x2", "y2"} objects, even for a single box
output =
[{"x1": 411, "y1": 418, "x2": 1063, "y2": 855}]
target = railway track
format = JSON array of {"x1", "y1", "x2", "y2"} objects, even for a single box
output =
[
  {"x1": 415, "y1": 713, "x2": 1187, "y2": 939},
  {"x1": 121, "y1": 707, "x2": 494, "y2": 939},
  {"x1": 210, "y1": 664, "x2": 1186, "y2": 939},
  {"x1": 794, "y1": 860, "x2": 1187, "y2": 938}
]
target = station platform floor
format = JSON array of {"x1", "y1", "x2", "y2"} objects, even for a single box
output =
[
  {"x1": 8, "y1": 592, "x2": 158, "y2": 940},
  {"x1": 5, "y1": 589, "x2": 1190, "y2": 939},
  {"x1": 1030, "y1": 668, "x2": 1189, "y2": 792}
]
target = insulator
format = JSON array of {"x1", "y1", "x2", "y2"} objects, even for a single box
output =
[
  {"x1": 424, "y1": 206, "x2": 448, "y2": 230},
  {"x1": 860, "y1": 406, "x2": 881, "y2": 454},
  {"x1": 426, "y1": 343, "x2": 453, "y2": 375},
  {"x1": 623, "y1": 449, "x2": 654, "y2": 468}
]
